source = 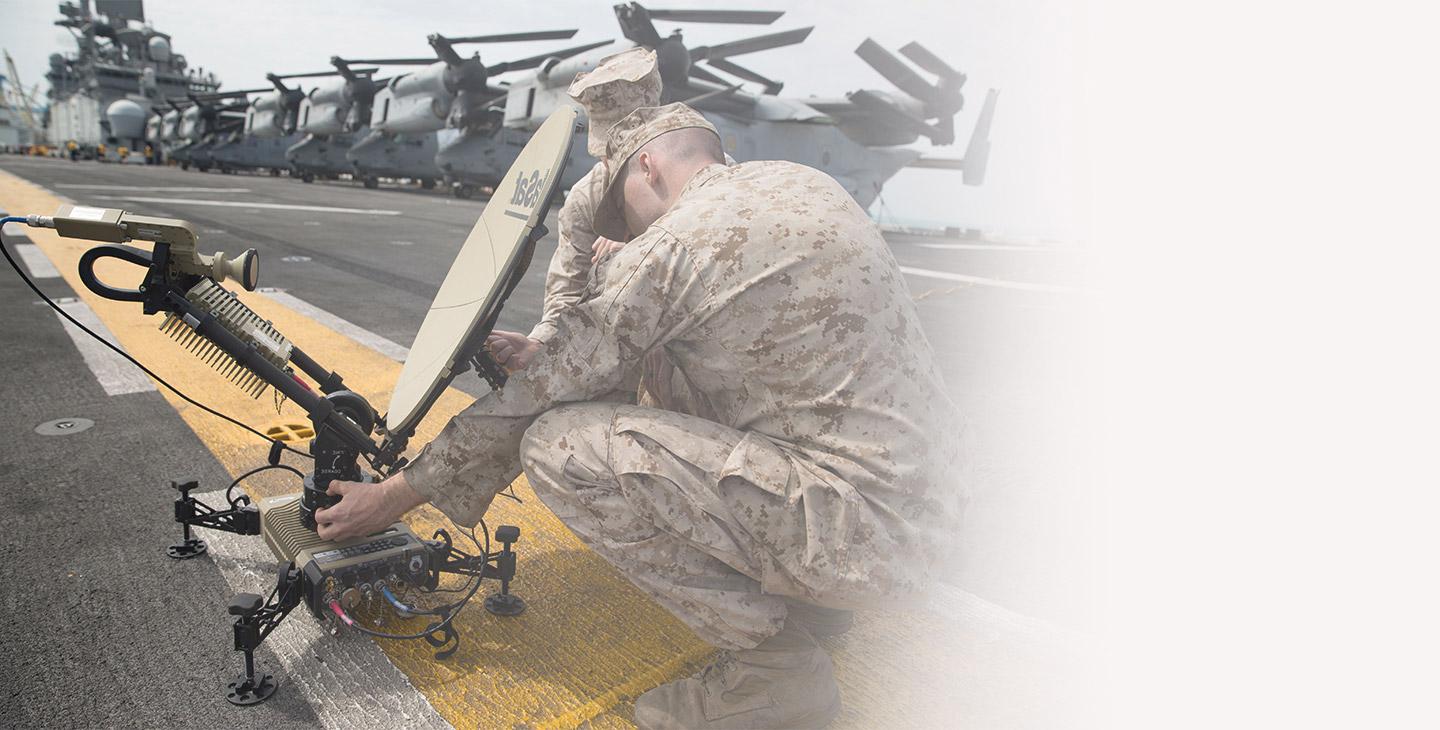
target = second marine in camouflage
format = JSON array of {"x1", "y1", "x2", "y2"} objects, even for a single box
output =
[{"x1": 526, "y1": 46, "x2": 663, "y2": 347}]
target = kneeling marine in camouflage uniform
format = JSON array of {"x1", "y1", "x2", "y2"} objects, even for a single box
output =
[{"x1": 389, "y1": 103, "x2": 967, "y2": 728}]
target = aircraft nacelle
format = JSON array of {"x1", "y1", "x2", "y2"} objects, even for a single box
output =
[
  {"x1": 179, "y1": 106, "x2": 203, "y2": 140},
  {"x1": 372, "y1": 65, "x2": 453, "y2": 135},
  {"x1": 502, "y1": 84, "x2": 574, "y2": 131},
  {"x1": 298, "y1": 99, "x2": 347, "y2": 136},
  {"x1": 145, "y1": 115, "x2": 162, "y2": 141},
  {"x1": 246, "y1": 90, "x2": 291, "y2": 138},
  {"x1": 535, "y1": 53, "x2": 604, "y2": 91},
  {"x1": 502, "y1": 48, "x2": 615, "y2": 131},
  {"x1": 836, "y1": 89, "x2": 931, "y2": 147},
  {"x1": 307, "y1": 78, "x2": 351, "y2": 108},
  {"x1": 161, "y1": 110, "x2": 181, "y2": 139}
]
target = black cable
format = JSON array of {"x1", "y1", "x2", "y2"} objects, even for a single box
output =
[
  {"x1": 4, "y1": 220, "x2": 493, "y2": 641},
  {"x1": 225, "y1": 463, "x2": 306, "y2": 506},
  {"x1": 0, "y1": 223, "x2": 312, "y2": 461},
  {"x1": 340, "y1": 518, "x2": 490, "y2": 641}
]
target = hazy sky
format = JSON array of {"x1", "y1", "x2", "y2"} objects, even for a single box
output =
[{"x1": 0, "y1": 0, "x2": 1085, "y2": 240}]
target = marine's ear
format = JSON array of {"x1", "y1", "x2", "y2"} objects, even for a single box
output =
[{"x1": 635, "y1": 150, "x2": 659, "y2": 187}]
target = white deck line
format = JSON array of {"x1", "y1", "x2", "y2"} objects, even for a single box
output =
[
  {"x1": 898, "y1": 265, "x2": 1090, "y2": 295},
  {"x1": 16, "y1": 243, "x2": 61, "y2": 278},
  {"x1": 51, "y1": 297, "x2": 157, "y2": 396},
  {"x1": 912, "y1": 242, "x2": 1077, "y2": 252},
  {"x1": 258, "y1": 289, "x2": 410, "y2": 362},
  {"x1": 90, "y1": 195, "x2": 402, "y2": 216},
  {"x1": 55, "y1": 184, "x2": 253, "y2": 193},
  {"x1": 196, "y1": 490, "x2": 452, "y2": 730}
]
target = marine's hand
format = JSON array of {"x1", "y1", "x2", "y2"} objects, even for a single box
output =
[
  {"x1": 486, "y1": 330, "x2": 544, "y2": 371},
  {"x1": 315, "y1": 474, "x2": 425, "y2": 541},
  {"x1": 591, "y1": 236, "x2": 625, "y2": 264}
]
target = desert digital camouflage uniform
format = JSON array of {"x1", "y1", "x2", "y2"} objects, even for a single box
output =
[
  {"x1": 403, "y1": 154, "x2": 966, "y2": 650},
  {"x1": 527, "y1": 164, "x2": 605, "y2": 344},
  {"x1": 527, "y1": 47, "x2": 660, "y2": 345}
]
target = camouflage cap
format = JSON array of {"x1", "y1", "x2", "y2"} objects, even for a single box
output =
[
  {"x1": 568, "y1": 47, "x2": 662, "y2": 158},
  {"x1": 592, "y1": 103, "x2": 720, "y2": 241}
]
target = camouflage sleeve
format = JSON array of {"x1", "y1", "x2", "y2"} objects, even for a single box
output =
[
  {"x1": 527, "y1": 165, "x2": 603, "y2": 344},
  {"x1": 401, "y1": 228, "x2": 703, "y2": 525}
]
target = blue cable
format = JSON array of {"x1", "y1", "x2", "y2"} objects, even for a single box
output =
[{"x1": 381, "y1": 585, "x2": 418, "y2": 617}]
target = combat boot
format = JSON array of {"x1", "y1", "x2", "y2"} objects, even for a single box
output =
[
  {"x1": 784, "y1": 598, "x2": 855, "y2": 638},
  {"x1": 633, "y1": 620, "x2": 841, "y2": 729}
]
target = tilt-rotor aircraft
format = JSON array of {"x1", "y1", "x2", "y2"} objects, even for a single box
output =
[
  {"x1": 331, "y1": 29, "x2": 606, "y2": 192},
  {"x1": 287, "y1": 58, "x2": 388, "y2": 185}
]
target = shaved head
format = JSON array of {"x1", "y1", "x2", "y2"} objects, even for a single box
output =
[
  {"x1": 617, "y1": 127, "x2": 726, "y2": 237},
  {"x1": 631, "y1": 127, "x2": 725, "y2": 170}
]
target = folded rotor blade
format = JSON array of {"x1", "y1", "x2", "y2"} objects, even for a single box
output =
[
  {"x1": 898, "y1": 41, "x2": 960, "y2": 80},
  {"x1": 705, "y1": 57, "x2": 783, "y2": 94},
  {"x1": 338, "y1": 57, "x2": 437, "y2": 66},
  {"x1": 274, "y1": 69, "x2": 379, "y2": 79},
  {"x1": 682, "y1": 83, "x2": 743, "y2": 106},
  {"x1": 195, "y1": 87, "x2": 272, "y2": 98},
  {"x1": 273, "y1": 70, "x2": 340, "y2": 80},
  {"x1": 855, "y1": 38, "x2": 939, "y2": 106},
  {"x1": 486, "y1": 39, "x2": 614, "y2": 75},
  {"x1": 614, "y1": 3, "x2": 663, "y2": 48},
  {"x1": 687, "y1": 64, "x2": 729, "y2": 86},
  {"x1": 691, "y1": 27, "x2": 812, "y2": 61},
  {"x1": 444, "y1": 29, "x2": 579, "y2": 44},
  {"x1": 646, "y1": 8, "x2": 784, "y2": 24}
]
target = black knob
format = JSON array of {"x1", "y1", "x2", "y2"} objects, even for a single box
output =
[
  {"x1": 228, "y1": 593, "x2": 264, "y2": 617},
  {"x1": 495, "y1": 525, "x2": 520, "y2": 545},
  {"x1": 172, "y1": 479, "x2": 199, "y2": 494}
]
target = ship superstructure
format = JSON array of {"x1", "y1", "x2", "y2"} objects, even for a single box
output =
[{"x1": 44, "y1": 0, "x2": 220, "y2": 160}]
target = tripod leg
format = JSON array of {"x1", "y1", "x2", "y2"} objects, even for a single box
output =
[
  {"x1": 223, "y1": 564, "x2": 298, "y2": 706},
  {"x1": 167, "y1": 480, "x2": 208, "y2": 559},
  {"x1": 484, "y1": 525, "x2": 526, "y2": 617},
  {"x1": 224, "y1": 592, "x2": 278, "y2": 705}
]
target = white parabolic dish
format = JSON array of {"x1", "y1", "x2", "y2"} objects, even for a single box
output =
[{"x1": 385, "y1": 106, "x2": 577, "y2": 438}]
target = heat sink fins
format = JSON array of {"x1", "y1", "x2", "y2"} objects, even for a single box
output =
[
  {"x1": 260, "y1": 495, "x2": 332, "y2": 563},
  {"x1": 158, "y1": 279, "x2": 295, "y2": 400}
]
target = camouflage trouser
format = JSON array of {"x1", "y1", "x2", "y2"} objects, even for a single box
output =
[{"x1": 520, "y1": 402, "x2": 798, "y2": 650}]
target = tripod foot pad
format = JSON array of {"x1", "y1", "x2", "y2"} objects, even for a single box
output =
[
  {"x1": 167, "y1": 539, "x2": 208, "y2": 560},
  {"x1": 485, "y1": 592, "x2": 526, "y2": 617},
  {"x1": 226, "y1": 673, "x2": 278, "y2": 706}
]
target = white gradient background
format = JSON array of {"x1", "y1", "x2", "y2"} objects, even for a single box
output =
[{"x1": 1089, "y1": 1, "x2": 1440, "y2": 727}]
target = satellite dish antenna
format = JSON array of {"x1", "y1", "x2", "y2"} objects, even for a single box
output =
[{"x1": 383, "y1": 106, "x2": 577, "y2": 444}]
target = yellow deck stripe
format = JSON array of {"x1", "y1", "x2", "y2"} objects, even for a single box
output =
[{"x1": 2, "y1": 169, "x2": 712, "y2": 728}]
